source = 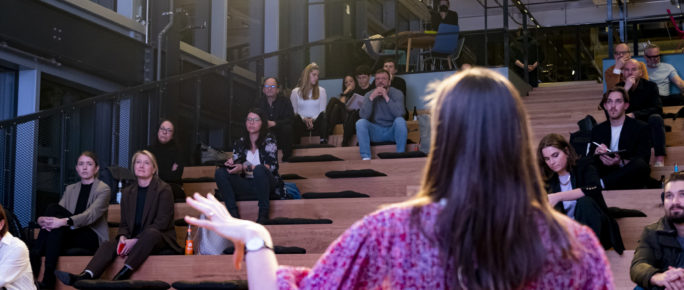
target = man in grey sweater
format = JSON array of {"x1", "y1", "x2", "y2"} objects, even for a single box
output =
[{"x1": 355, "y1": 69, "x2": 407, "y2": 160}]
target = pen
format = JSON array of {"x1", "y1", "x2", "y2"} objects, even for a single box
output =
[{"x1": 592, "y1": 142, "x2": 612, "y2": 152}]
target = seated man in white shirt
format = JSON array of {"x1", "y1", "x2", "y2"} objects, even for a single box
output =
[
  {"x1": 0, "y1": 204, "x2": 36, "y2": 290},
  {"x1": 644, "y1": 43, "x2": 684, "y2": 106}
]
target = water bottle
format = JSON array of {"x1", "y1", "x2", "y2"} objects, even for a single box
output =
[
  {"x1": 185, "y1": 225, "x2": 194, "y2": 255},
  {"x1": 116, "y1": 181, "x2": 122, "y2": 204},
  {"x1": 675, "y1": 162, "x2": 679, "y2": 173}
]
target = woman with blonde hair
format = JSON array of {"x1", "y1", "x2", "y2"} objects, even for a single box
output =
[
  {"x1": 290, "y1": 62, "x2": 328, "y2": 144},
  {"x1": 185, "y1": 68, "x2": 613, "y2": 289}
]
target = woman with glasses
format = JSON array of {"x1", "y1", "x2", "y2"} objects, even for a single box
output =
[
  {"x1": 291, "y1": 62, "x2": 328, "y2": 144},
  {"x1": 214, "y1": 108, "x2": 281, "y2": 224},
  {"x1": 145, "y1": 119, "x2": 185, "y2": 201}
]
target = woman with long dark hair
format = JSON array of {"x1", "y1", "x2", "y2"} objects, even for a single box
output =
[
  {"x1": 538, "y1": 133, "x2": 624, "y2": 254},
  {"x1": 184, "y1": 68, "x2": 613, "y2": 289},
  {"x1": 214, "y1": 108, "x2": 281, "y2": 224},
  {"x1": 291, "y1": 62, "x2": 328, "y2": 144},
  {"x1": 325, "y1": 74, "x2": 357, "y2": 135},
  {"x1": 31, "y1": 151, "x2": 111, "y2": 288},
  {"x1": 145, "y1": 119, "x2": 185, "y2": 201}
]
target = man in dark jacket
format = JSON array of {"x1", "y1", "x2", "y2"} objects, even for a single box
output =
[
  {"x1": 631, "y1": 173, "x2": 684, "y2": 289},
  {"x1": 590, "y1": 86, "x2": 651, "y2": 190},
  {"x1": 255, "y1": 77, "x2": 295, "y2": 161}
]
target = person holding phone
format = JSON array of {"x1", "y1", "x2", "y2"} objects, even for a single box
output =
[
  {"x1": 538, "y1": 133, "x2": 624, "y2": 254},
  {"x1": 31, "y1": 151, "x2": 110, "y2": 289},
  {"x1": 183, "y1": 68, "x2": 613, "y2": 289},
  {"x1": 56, "y1": 150, "x2": 181, "y2": 285},
  {"x1": 214, "y1": 108, "x2": 281, "y2": 224},
  {"x1": 591, "y1": 87, "x2": 652, "y2": 190}
]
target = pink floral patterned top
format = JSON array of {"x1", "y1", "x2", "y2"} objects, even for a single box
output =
[{"x1": 276, "y1": 202, "x2": 614, "y2": 289}]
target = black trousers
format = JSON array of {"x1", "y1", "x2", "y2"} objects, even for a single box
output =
[
  {"x1": 85, "y1": 227, "x2": 171, "y2": 278},
  {"x1": 294, "y1": 112, "x2": 327, "y2": 143},
  {"x1": 269, "y1": 123, "x2": 294, "y2": 161},
  {"x1": 31, "y1": 204, "x2": 99, "y2": 284},
  {"x1": 599, "y1": 158, "x2": 650, "y2": 190},
  {"x1": 325, "y1": 98, "x2": 347, "y2": 135},
  {"x1": 342, "y1": 110, "x2": 361, "y2": 146},
  {"x1": 214, "y1": 165, "x2": 275, "y2": 218},
  {"x1": 661, "y1": 93, "x2": 684, "y2": 106},
  {"x1": 647, "y1": 114, "x2": 666, "y2": 157}
]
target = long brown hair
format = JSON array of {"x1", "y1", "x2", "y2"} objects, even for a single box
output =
[
  {"x1": 0, "y1": 203, "x2": 7, "y2": 237},
  {"x1": 413, "y1": 68, "x2": 576, "y2": 289},
  {"x1": 297, "y1": 62, "x2": 320, "y2": 100},
  {"x1": 536, "y1": 133, "x2": 578, "y2": 181}
]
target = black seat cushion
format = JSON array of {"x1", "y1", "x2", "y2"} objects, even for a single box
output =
[
  {"x1": 281, "y1": 173, "x2": 306, "y2": 180},
  {"x1": 377, "y1": 151, "x2": 427, "y2": 159},
  {"x1": 325, "y1": 169, "x2": 386, "y2": 178},
  {"x1": 172, "y1": 280, "x2": 248, "y2": 290},
  {"x1": 261, "y1": 217, "x2": 333, "y2": 225},
  {"x1": 74, "y1": 280, "x2": 170, "y2": 289},
  {"x1": 370, "y1": 141, "x2": 396, "y2": 146},
  {"x1": 302, "y1": 191, "x2": 370, "y2": 199},
  {"x1": 286, "y1": 155, "x2": 343, "y2": 162},
  {"x1": 293, "y1": 144, "x2": 335, "y2": 149},
  {"x1": 223, "y1": 245, "x2": 306, "y2": 255},
  {"x1": 182, "y1": 177, "x2": 215, "y2": 183}
]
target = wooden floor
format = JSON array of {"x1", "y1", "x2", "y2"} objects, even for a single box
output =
[{"x1": 50, "y1": 81, "x2": 684, "y2": 289}]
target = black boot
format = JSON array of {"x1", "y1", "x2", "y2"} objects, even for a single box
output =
[
  {"x1": 112, "y1": 266, "x2": 134, "y2": 281},
  {"x1": 256, "y1": 207, "x2": 269, "y2": 224},
  {"x1": 55, "y1": 270, "x2": 92, "y2": 286}
]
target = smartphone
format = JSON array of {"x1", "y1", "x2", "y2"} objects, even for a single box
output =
[
  {"x1": 117, "y1": 242, "x2": 125, "y2": 255},
  {"x1": 596, "y1": 149, "x2": 626, "y2": 157}
]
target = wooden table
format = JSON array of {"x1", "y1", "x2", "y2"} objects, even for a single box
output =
[{"x1": 396, "y1": 31, "x2": 436, "y2": 72}]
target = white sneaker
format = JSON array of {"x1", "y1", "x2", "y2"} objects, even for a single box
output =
[{"x1": 362, "y1": 157, "x2": 371, "y2": 161}]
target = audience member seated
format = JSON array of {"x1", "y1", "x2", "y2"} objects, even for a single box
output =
[
  {"x1": 591, "y1": 87, "x2": 651, "y2": 190},
  {"x1": 342, "y1": 65, "x2": 375, "y2": 147},
  {"x1": 617, "y1": 59, "x2": 666, "y2": 167},
  {"x1": 429, "y1": 0, "x2": 458, "y2": 30},
  {"x1": 537, "y1": 134, "x2": 624, "y2": 253},
  {"x1": 31, "y1": 151, "x2": 111, "y2": 289},
  {"x1": 605, "y1": 43, "x2": 649, "y2": 90},
  {"x1": 645, "y1": 43, "x2": 684, "y2": 106},
  {"x1": 56, "y1": 150, "x2": 181, "y2": 285},
  {"x1": 145, "y1": 119, "x2": 185, "y2": 199},
  {"x1": 256, "y1": 77, "x2": 294, "y2": 161},
  {"x1": 290, "y1": 62, "x2": 328, "y2": 144},
  {"x1": 214, "y1": 108, "x2": 281, "y2": 224},
  {"x1": 356, "y1": 69, "x2": 407, "y2": 160},
  {"x1": 325, "y1": 74, "x2": 356, "y2": 136},
  {"x1": 380, "y1": 59, "x2": 408, "y2": 118},
  {"x1": 184, "y1": 68, "x2": 613, "y2": 289},
  {"x1": 0, "y1": 203, "x2": 36, "y2": 290},
  {"x1": 631, "y1": 172, "x2": 684, "y2": 289}
]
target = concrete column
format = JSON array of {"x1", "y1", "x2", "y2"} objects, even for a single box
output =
[
  {"x1": 211, "y1": 0, "x2": 228, "y2": 60},
  {"x1": 14, "y1": 69, "x2": 40, "y2": 226}
]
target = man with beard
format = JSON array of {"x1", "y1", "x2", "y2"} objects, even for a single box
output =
[
  {"x1": 590, "y1": 87, "x2": 651, "y2": 189},
  {"x1": 356, "y1": 69, "x2": 407, "y2": 160},
  {"x1": 631, "y1": 173, "x2": 684, "y2": 289}
]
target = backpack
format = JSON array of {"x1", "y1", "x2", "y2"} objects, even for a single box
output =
[{"x1": 569, "y1": 115, "x2": 597, "y2": 157}]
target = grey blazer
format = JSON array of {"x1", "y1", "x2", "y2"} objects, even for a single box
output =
[{"x1": 59, "y1": 178, "x2": 111, "y2": 244}]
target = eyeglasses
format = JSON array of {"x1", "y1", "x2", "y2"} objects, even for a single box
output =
[
  {"x1": 246, "y1": 118, "x2": 262, "y2": 123},
  {"x1": 263, "y1": 85, "x2": 277, "y2": 88},
  {"x1": 159, "y1": 127, "x2": 174, "y2": 133},
  {"x1": 645, "y1": 54, "x2": 661, "y2": 59}
]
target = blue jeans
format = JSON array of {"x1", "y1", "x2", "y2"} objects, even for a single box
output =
[{"x1": 355, "y1": 117, "x2": 407, "y2": 158}]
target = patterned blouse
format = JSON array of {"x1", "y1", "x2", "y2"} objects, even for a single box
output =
[
  {"x1": 276, "y1": 202, "x2": 614, "y2": 289},
  {"x1": 231, "y1": 133, "x2": 279, "y2": 176}
]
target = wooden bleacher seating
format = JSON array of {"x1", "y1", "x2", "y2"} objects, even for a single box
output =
[{"x1": 47, "y1": 81, "x2": 684, "y2": 288}]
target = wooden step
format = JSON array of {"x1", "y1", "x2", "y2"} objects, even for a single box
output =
[
  {"x1": 606, "y1": 250, "x2": 636, "y2": 289},
  {"x1": 48, "y1": 254, "x2": 320, "y2": 290}
]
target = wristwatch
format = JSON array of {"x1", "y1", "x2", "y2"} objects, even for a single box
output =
[
  {"x1": 612, "y1": 68, "x2": 622, "y2": 74},
  {"x1": 245, "y1": 237, "x2": 273, "y2": 253},
  {"x1": 67, "y1": 217, "x2": 74, "y2": 226}
]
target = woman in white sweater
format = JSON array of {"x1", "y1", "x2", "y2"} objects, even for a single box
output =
[{"x1": 290, "y1": 62, "x2": 328, "y2": 144}]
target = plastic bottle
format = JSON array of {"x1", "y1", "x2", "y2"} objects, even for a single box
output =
[
  {"x1": 185, "y1": 225, "x2": 193, "y2": 255},
  {"x1": 675, "y1": 162, "x2": 679, "y2": 173},
  {"x1": 116, "y1": 181, "x2": 122, "y2": 204}
]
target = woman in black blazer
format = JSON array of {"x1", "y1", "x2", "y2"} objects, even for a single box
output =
[{"x1": 537, "y1": 133, "x2": 624, "y2": 254}]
